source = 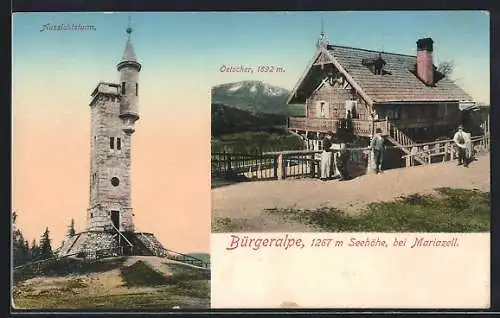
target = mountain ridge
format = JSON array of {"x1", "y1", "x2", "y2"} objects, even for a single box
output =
[{"x1": 211, "y1": 80, "x2": 291, "y2": 115}]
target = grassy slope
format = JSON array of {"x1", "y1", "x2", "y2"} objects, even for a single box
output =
[
  {"x1": 211, "y1": 102, "x2": 306, "y2": 154},
  {"x1": 13, "y1": 257, "x2": 210, "y2": 309},
  {"x1": 212, "y1": 131, "x2": 305, "y2": 154},
  {"x1": 212, "y1": 188, "x2": 490, "y2": 233},
  {"x1": 211, "y1": 103, "x2": 287, "y2": 136}
]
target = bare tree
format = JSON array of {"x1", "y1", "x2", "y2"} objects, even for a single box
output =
[{"x1": 437, "y1": 60, "x2": 454, "y2": 78}]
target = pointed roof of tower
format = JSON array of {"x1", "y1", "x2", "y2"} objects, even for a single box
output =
[
  {"x1": 121, "y1": 37, "x2": 138, "y2": 63},
  {"x1": 117, "y1": 17, "x2": 141, "y2": 71},
  {"x1": 120, "y1": 17, "x2": 138, "y2": 63}
]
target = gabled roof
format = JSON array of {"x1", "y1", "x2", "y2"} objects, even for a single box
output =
[{"x1": 288, "y1": 44, "x2": 474, "y2": 105}]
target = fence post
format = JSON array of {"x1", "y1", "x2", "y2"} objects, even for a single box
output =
[
  {"x1": 366, "y1": 150, "x2": 375, "y2": 174},
  {"x1": 227, "y1": 154, "x2": 232, "y2": 174},
  {"x1": 277, "y1": 153, "x2": 284, "y2": 180},
  {"x1": 443, "y1": 143, "x2": 447, "y2": 163},
  {"x1": 309, "y1": 154, "x2": 316, "y2": 177},
  {"x1": 273, "y1": 156, "x2": 278, "y2": 179}
]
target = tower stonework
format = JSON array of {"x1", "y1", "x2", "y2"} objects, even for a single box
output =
[
  {"x1": 87, "y1": 25, "x2": 140, "y2": 233},
  {"x1": 88, "y1": 83, "x2": 134, "y2": 232},
  {"x1": 57, "y1": 24, "x2": 166, "y2": 258}
]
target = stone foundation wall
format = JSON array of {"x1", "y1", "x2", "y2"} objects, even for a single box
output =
[
  {"x1": 57, "y1": 234, "x2": 81, "y2": 257},
  {"x1": 58, "y1": 231, "x2": 165, "y2": 258},
  {"x1": 136, "y1": 232, "x2": 167, "y2": 257},
  {"x1": 58, "y1": 231, "x2": 119, "y2": 257}
]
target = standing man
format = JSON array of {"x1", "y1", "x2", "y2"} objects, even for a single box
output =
[
  {"x1": 370, "y1": 128, "x2": 385, "y2": 173},
  {"x1": 320, "y1": 132, "x2": 333, "y2": 181},
  {"x1": 453, "y1": 124, "x2": 467, "y2": 166}
]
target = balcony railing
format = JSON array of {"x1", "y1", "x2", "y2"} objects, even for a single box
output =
[
  {"x1": 288, "y1": 117, "x2": 389, "y2": 137},
  {"x1": 288, "y1": 117, "x2": 338, "y2": 133}
]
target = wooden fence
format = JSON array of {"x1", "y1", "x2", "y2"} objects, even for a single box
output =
[
  {"x1": 14, "y1": 246, "x2": 210, "y2": 276},
  {"x1": 400, "y1": 135, "x2": 489, "y2": 167},
  {"x1": 212, "y1": 133, "x2": 490, "y2": 181},
  {"x1": 212, "y1": 152, "x2": 278, "y2": 180},
  {"x1": 212, "y1": 148, "x2": 369, "y2": 181}
]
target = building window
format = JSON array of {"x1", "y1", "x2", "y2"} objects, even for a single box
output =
[
  {"x1": 136, "y1": 83, "x2": 138, "y2": 96},
  {"x1": 121, "y1": 82, "x2": 126, "y2": 95},
  {"x1": 362, "y1": 54, "x2": 388, "y2": 75},
  {"x1": 90, "y1": 212, "x2": 93, "y2": 218},
  {"x1": 110, "y1": 137, "x2": 115, "y2": 149},
  {"x1": 111, "y1": 177, "x2": 120, "y2": 187},
  {"x1": 316, "y1": 100, "x2": 329, "y2": 118},
  {"x1": 117, "y1": 138, "x2": 121, "y2": 150}
]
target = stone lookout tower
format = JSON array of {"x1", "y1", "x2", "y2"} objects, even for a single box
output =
[{"x1": 57, "y1": 22, "x2": 166, "y2": 258}]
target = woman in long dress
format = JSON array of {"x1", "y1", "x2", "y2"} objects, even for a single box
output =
[{"x1": 320, "y1": 133, "x2": 333, "y2": 180}]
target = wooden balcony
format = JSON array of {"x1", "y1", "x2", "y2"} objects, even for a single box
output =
[
  {"x1": 288, "y1": 117, "x2": 338, "y2": 133},
  {"x1": 288, "y1": 117, "x2": 389, "y2": 137}
]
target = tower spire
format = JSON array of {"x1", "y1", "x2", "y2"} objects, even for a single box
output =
[
  {"x1": 316, "y1": 15, "x2": 329, "y2": 49},
  {"x1": 320, "y1": 16, "x2": 325, "y2": 38},
  {"x1": 126, "y1": 15, "x2": 132, "y2": 39},
  {"x1": 118, "y1": 16, "x2": 140, "y2": 69}
]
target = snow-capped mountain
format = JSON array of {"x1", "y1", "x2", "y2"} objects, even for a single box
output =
[{"x1": 211, "y1": 80, "x2": 290, "y2": 114}]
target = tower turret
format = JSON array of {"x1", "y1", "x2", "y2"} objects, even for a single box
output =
[{"x1": 117, "y1": 21, "x2": 141, "y2": 134}]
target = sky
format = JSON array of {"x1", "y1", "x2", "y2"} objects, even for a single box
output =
[{"x1": 12, "y1": 11, "x2": 490, "y2": 253}]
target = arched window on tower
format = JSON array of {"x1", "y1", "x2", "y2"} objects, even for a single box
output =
[
  {"x1": 136, "y1": 83, "x2": 138, "y2": 96},
  {"x1": 117, "y1": 137, "x2": 121, "y2": 150},
  {"x1": 110, "y1": 137, "x2": 115, "y2": 149},
  {"x1": 121, "y1": 82, "x2": 126, "y2": 95}
]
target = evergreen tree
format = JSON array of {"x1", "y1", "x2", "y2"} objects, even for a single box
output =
[
  {"x1": 67, "y1": 219, "x2": 76, "y2": 237},
  {"x1": 39, "y1": 227, "x2": 53, "y2": 260},
  {"x1": 30, "y1": 239, "x2": 41, "y2": 261},
  {"x1": 12, "y1": 211, "x2": 31, "y2": 266}
]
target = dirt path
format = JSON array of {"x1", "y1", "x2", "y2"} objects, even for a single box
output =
[
  {"x1": 212, "y1": 155, "x2": 490, "y2": 224},
  {"x1": 124, "y1": 256, "x2": 171, "y2": 276}
]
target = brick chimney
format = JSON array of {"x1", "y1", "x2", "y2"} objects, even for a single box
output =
[{"x1": 416, "y1": 37, "x2": 434, "y2": 86}]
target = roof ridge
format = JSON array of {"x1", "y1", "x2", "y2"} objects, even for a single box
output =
[{"x1": 328, "y1": 44, "x2": 416, "y2": 58}]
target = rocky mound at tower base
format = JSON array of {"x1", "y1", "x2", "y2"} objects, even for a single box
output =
[{"x1": 57, "y1": 231, "x2": 166, "y2": 258}]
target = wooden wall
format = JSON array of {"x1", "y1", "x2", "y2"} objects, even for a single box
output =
[
  {"x1": 305, "y1": 83, "x2": 370, "y2": 120},
  {"x1": 374, "y1": 102, "x2": 461, "y2": 128}
]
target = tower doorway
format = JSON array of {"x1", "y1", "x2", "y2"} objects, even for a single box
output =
[{"x1": 111, "y1": 210, "x2": 120, "y2": 230}]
